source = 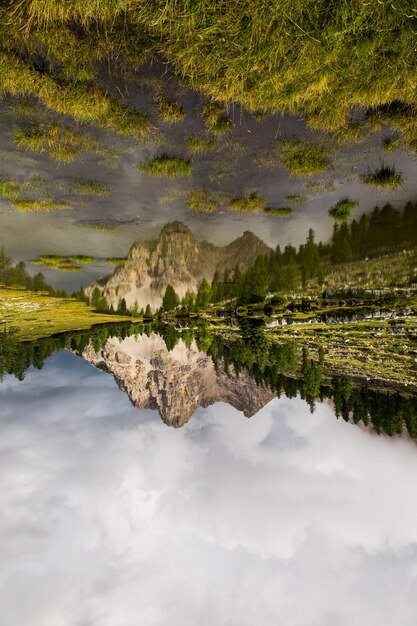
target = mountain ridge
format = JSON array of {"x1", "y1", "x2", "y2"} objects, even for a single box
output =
[{"x1": 87, "y1": 221, "x2": 271, "y2": 310}]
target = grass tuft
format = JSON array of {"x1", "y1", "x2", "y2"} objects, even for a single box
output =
[
  {"x1": 137, "y1": 154, "x2": 191, "y2": 177},
  {"x1": 187, "y1": 189, "x2": 219, "y2": 213},
  {"x1": 361, "y1": 164, "x2": 404, "y2": 189},
  {"x1": 228, "y1": 192, "x2": 266, "y2": 213},
  {"x1": 186, "y1": 134, "x2": 216, "y2": 154},
  {"x1": 202, "y1": 102, "x2": 232, "y2": 136},
  {"x1": 277, "y1": 139, "x2": 331, "y2": 177},
  {"x1": 157, "y1": 95, "x2": 186, "y2": 124},
  {"x1": 13, "y1": 123, "x2": 107, "y2": 162}
]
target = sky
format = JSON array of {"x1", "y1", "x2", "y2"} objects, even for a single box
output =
[{"x1": 1, "y1": 352, "x2": 417, "y2": 625}]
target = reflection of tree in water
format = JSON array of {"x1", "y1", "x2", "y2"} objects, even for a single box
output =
[{"x1": 2, "y1": 319, "x2": 417, "y2": 440}]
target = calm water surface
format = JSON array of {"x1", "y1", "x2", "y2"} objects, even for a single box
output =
[{"x1": 1, "y1": 351, "x2": 417, "y2": 625}]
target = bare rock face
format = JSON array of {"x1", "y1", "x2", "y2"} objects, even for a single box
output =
[
  {"x1": 81, "y1": 334, "x2": 275, "y2": 427},
  {"x1": 86, "y1": 221, "x2": 271, "y2": 310}
]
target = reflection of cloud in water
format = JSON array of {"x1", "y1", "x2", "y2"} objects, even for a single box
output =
[{"x1": 1, "y1": 352, "x2": 417, "y2": 625}]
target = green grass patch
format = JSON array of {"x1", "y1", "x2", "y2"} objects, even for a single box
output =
[
  {"x1": 263, "y1": 206, "x2": 293, "y2": 217},
  {"x1": 228, "y1": 192, "x2": 266, "y2": 213},
  {"x1": 186, "y1": 134, "x2": 216, "y2": 154},
  {"x1": 137, "y1": 154, "x2": 191, "y2": 177},
  {"x1": 13, "y1": 123, "x2": 109, "y2": 162},
  {"x1": 69, "y1": 255, "x2": 96, "y2": 264},
  {"x1": 31, "y1": 255, "x2": 80, "y2": 271},
  {"x1": 0, "y1": 286, "x2": 130, "y2": 341},
  {"x1": 361, "y1": 164, "x2": 404, "y2": 189},
  {"x1": 12, "y1": 198, "x2": 71, "y2": 212},
  {"x1": 328, "y1": 198, "x2": 359, "y2": 222},
  {"x1": 277, "y1": 139, "x2": 331, "y2": 177},
  {"x1": 187, "y1": 189, "x2": 219, "y2": 213}
]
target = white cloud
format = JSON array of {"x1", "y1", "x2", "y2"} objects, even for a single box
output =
[{"x1": 1, "y1": 353, "x2": 417, "y2": 626}]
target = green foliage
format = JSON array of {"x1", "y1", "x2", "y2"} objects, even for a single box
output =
[
  {"x1": 277, "y1": 139, "x2": 331, "y2": 177},
  {"x1": 162, "y1": 284, "x2": 180, "y2": 311},
  {"x1": 137, "y1": 154, "x2": 191, "y2": 177},
  {"x1": 187, "y1": 189, "x2": 219, "y2": 213},
  {"x1": 228, "y1": 192, "x2": 266, "y2": 213},
  {"x1": 328, "y1": 198, "x2": 359, "y2": 222},
  {"x1": 186, "y1": 134, "x2": 216, "y2": 154},
  {"x1": 361, "y1": 164, "x2": 404, "y2": 188},
  {"x1": 263, "y1": 206, "x2": 293, "y2": 217}
]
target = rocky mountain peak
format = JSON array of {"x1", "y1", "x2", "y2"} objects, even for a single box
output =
[{"x1": 87, "y1": 221, "x2": 271, "y2": 310}]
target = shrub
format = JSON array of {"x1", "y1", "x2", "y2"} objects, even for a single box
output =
[
  {"x1": 137, "y1": 154, "x2": 191, "y2": 177},
  {"x1": 328, "y1": 198, "x2": 359, "y2": 222}
]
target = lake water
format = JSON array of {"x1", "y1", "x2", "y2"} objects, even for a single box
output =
[{"x1": 1, "y1": 350, "x2": 417, "y2": 625}]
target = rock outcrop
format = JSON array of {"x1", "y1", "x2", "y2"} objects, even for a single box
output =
[
  {"x1": 86, "y1": 221, "x2": 271, "y2": 310},
  {"x1": 81, "y1": 333, "x2": 275, "y2": 426}
]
